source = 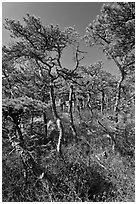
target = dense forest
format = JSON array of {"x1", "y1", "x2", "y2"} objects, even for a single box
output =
[{"x1": 2, "y1": 2, "x2": 135, "y2": 202}]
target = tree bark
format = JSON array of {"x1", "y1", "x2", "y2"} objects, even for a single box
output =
[
  {"x1": 68, "y1": 84, "x2": 78, "y2": 142},
  {"x1": 49, "y1": 83, "x2": 64, "y2": 154}
]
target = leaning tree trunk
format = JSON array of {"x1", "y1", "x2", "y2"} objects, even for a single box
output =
[
  {"x1": 113, "y1": 70, "x2": 125, "y2": 122},
  {"x1": 68, "y1": 84, "x2": 78, "y2": 143},
  {"x1": 49, "y1": 82, "x2": 64, "y2": 154}
]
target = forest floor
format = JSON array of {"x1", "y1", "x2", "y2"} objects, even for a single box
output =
[{"x1": 2, "y1": 108, "x2": 135, "y2": 202}]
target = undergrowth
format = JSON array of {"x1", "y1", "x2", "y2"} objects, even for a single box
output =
[{"x1": 2, "y1": 141, "x2": 135, "y2": 202}]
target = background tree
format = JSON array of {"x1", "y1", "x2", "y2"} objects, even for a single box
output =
[
  {"x1": 84, "y1": 2, "x2": 135, "y2": 155},
  {"x1": 85, "y1": 2, "x2": 135, "y2": 120},
  {"x1": 79, "y1": 61, "x2": 117, "y2": 115}
]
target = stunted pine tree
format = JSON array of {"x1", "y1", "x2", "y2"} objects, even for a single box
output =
[{"x1": 3, "y1": 14, "x2": 79, "y2": 154}]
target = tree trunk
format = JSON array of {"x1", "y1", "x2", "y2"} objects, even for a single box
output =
[
  {"x1": 43, "y1": 112, "x2": 48, "y2": 141},
  {"x1": 113, "y1": 70, "x2": 125, "y2": 122},
  {"x1": 68, "y1": 84, "x2": 78, "y2": 142},
  {"x1": 41, "y1": 95, "x2": 48, "y2": 144},
  {"x1": 87, "y1": 92, "x2": 93, "y2": 116},
  {"x1": 105, "y1": 96, "x2": 109, "y2": 110},
  {"x1": 49, "y1": 83, "x2": 64, "y2": 154},
  {"x1": 114, "y1": 71, "x2": 125, "y2": 112},
  {"x1": 101, "y1": 90, "x2": 105, "y2": 114},
  {"x1": 76, "y1": 97, "x2": 83, "y2": 120},
  {"x1": 10, "y1": 113, "x2": 24, "y2": 146},
  {"x1": 15, "y1": 124, "x2": 24, "y2": 146},
  {"x1": 30, "y1": 110, "x2": 34, "y2": 135}
]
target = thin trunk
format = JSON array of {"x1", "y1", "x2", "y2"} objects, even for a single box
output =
[
  {"x1": 101, "y1": 90, "x2": 105, "y2": 114},
  {"x1": 60, "y1": 98, "x2": 64, "y2": 112},
  {"x1": 30, "y1": 110, "x2": 34, "y2": 135},
  {"x1": 42, "y1": 95, "x2": 48, "y2": 144},
  {"x1": 113, "y1": 79, "x2": 122, "y2": 113},
  {"x1": 77, "y1": 105, "x2": 82, "y2": 120},
  {"x1": 43, "y1": 112, "x2": 48, "y2": 140},
  {"x1": 114, "y1": 71, "x2": 125, "y2": 112},
  {"x1": 114, "y1": 71, "x2": 125, "y2": 122},
  {"x1": 68, "y1": 84, "x2": 78, "y2": 142},
  {"x1": 49, "y1": 83, "x2": 64, "y2": 154},
  {"x1": 76, "y1": 97, "x2": 83, "y2": 120},
  {"x1": 15, "y1": 124, "x2": 24, "y2": 146},
  {"x1": 56, "y1": 118, "x2": 63, "y2": 152},
  {"x1": 49, "y1": 83, "x2": 58, "y2": 119},
  {"x1": 105, "y1": 96, "x2": 108, "y2": 110},
  {"x1": 87, "y1": 92, "x2": 93, "y2": 116}
]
